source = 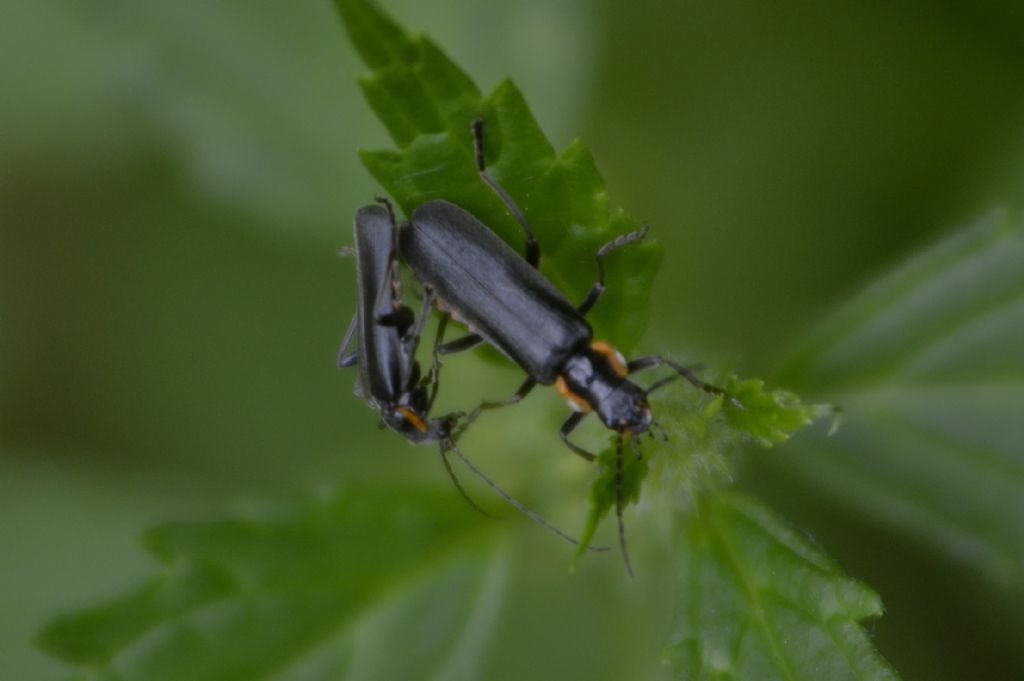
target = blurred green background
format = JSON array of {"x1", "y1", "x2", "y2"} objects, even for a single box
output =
[{"x1": 3, "y1": 0, "x2": 1023, "y2": 679}]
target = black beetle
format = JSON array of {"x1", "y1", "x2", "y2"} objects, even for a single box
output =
[
  {"x1": 338, "y1": 201, "x2": 458, "y2": 443},
  {"x1": 394, "y1": 118, "x2": 732, "y2": 573},
  {"x1": 338, "y1": 199, "x2": 601, "y2": 549}
]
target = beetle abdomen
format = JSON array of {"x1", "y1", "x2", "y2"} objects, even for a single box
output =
[{"x1": 402, "y1": 200, "x2": 591, "y2": 383}]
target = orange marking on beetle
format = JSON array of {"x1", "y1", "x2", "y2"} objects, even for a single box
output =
[
  {"x1": 555, "y1": 376, "x2": 592, "y2": 413},
  {"x1": 397, "y1": 406, "x2": 429, "y2": 433},
  {"x1": 591, "y1": 341, "x2": 628, "y2": 377}
]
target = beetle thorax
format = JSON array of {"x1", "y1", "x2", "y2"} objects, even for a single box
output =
[{"x1": 558, "y1": 346, "x2": 651, "y2": 433}]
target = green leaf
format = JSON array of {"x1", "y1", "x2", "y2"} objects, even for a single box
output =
[
  {"x1": 668, "y1": 493, "x2": 900, "y2": 681},
  {"x1": 33, "y1": 5, "x2": 903, "y2": 680},
  {"x1": 777, "y1": 213, "x2": 1024, "y2": 586},
  {"x1": 334, "y1": 0, "x2": 663, "y2": 351},
  {"x1": 36, "y1": 487, "x2": 507, "y2": 680},
  {"x1": 722, "y1": 376, "x2": 838, "y2": 447},
  {"x1": 573, "y1": 375, "x2": 830, "y2": 560},
  {"x1": 573, "y1": 435, "x2": 651, "y2": 566},
  {"x1": 335, "y1": 0, "x2": 837, "y2": 584}
]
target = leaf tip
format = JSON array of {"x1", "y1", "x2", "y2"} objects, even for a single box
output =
[{"x1": 333, "y1": 0, "x2": 412, "y2": 70}]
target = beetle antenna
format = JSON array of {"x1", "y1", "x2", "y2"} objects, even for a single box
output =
[
  {"x1": 439, "y1": 442, "x2": 494, "y2": 518},
  {"x1": 615, "y1": 435, "x2": 635, "y2": 577},
  {"x1": 446, "y1": 441, "x2": 609, "y2": 552}
]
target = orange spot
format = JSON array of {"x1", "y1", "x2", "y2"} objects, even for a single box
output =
[
  {"x1": 556, "y1": 376, "x2": 592, "y2": 413},
  {"x1": 397, "y1": 406, "x2": 429, "y2": 433},
  {"x1": 591, "y1": 341, "x2": 628, "y2": 377}
]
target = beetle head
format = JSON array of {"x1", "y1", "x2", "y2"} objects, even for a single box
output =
[{"x1": 384, "y1": 404, "x2": 463, "y2": 444}]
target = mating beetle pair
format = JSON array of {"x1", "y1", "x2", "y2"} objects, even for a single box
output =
[
  {"x1": 340, "y1": 118, "x2": 728, "y2": 573},
  {"x1": 337, "y1": 196, "x2": 579, "y2": 542}
]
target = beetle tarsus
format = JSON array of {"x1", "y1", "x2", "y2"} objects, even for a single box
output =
[{"x1": 559, "y1": 411, "x2": 596, "y2": 462}]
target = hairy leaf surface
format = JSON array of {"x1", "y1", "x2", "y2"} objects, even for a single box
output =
[{"x1": 668, "y1": 493, "x2": 899, "y2": 681}]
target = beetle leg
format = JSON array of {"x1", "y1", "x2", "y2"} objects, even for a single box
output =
[
  {"x1": 486, "y1": 377, "x2": 536, "y2": 410},
  {"x1": 439, "y1": 333, "x2": 485, "y2": 355},
  {"x1": 376, "y1": 307, "x2": 415, "y2": 333},
  {"x1": 577, "y1": 226, "x2": 650, "y2": 316},
  {"x1": 625, "y1": 356, "x2": 663, "y2": 375},
  {"x1": 471, "y1": 117, "x2": 540, "y2": 268},
  {"x1": 337, "y1": 313, "x2": 358, "y2": 368},
  {"x1": 426, "y1": 312, "x2": 449, "y2": 409},
  {"x1": 369, "y1": 223, "x2": 412, "y2": 333},
  {"x1": 373, "y1": 194, "x2": 398, "y2": 227},
  {"x1": 559, "y1": 411, "x2": 596, "y2": 462},
  {"x1": 403, "y1": 287, "x2": 435, "y2": 350},
  {"x1": 463, "y1": 377, "x2": 537, "y2": 429}
]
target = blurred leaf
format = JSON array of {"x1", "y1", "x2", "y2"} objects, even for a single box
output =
[
  {"x1": 778, "y1": 213, "x2": 1024, "y2": 586},
  {"x1": 36, "y1": 563, "x2": 236, "y2": 668},
  {"x1": 0, "y1": 0, "x2": 372, "y2": 233},
  {"x1": 333, "y1": 0, "x2": 662, "y2": 351},
  {"x1": 36, "y1": 487, "x2": 507, "y2": 680},
  {"x1": 668, "y1": 493, "x2": 899, "y2": 681}
]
